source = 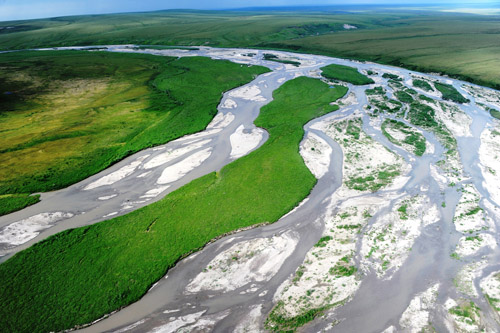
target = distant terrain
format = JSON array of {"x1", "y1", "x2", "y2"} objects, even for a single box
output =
[{"x1": 1, "y1": 8, "x2": 500, "y2": 89}]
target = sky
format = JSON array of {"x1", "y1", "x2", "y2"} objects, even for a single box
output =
[{"x1": 0, "y1": 0, "x2": 498, "y2": 22}]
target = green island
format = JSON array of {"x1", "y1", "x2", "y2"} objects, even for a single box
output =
[
  {"x1": 320, "y1": 63, "x2": 374, "y2": 85},
  {"x1": 0, "y1": 77, "x2": 347, "y2": 332},
  {"x1": 434, "y1": 82, "x2": 469, "y2": 104},
  {"x1": 0, "y1": 51, "x2": 268, "y2": 215}
]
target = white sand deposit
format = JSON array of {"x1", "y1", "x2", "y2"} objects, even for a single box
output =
[
  {"x1": 186, "y1": 231, "x2": 298, "y2": 293},
  {"x1": 463, "y1": 84, "x2": 500, "y2": 110},
  {"x1": 435, "y1": 102, "x2": 472, "y2": 138},
  {"x1": 156, "y1": 148, "x2": 212, "y2": 185},
  {"x1": 314, "y1": 115, "x2": 408, "y2": 197},
  {"x1": 144, "y1": 139, "x2": 211, "y2": 169},
  {"x1": 173, "y1": 310, "x2": 230, "y2": 333},
  {"x1": 136, "y1": 171, "x2": 151, "y2": 178},
  {"x1": 399, "y1": 283, "x2": 439, "y2": 332},
  {"x1": 481, "y1": 271, "x2": 500, "y2": 316},
  {"x1": 98, "y1": 194, "x2": 117, "y2": 201},
  {"x1": 172, "y1": 128, "x2": 222, "y2": 144},
  {"x1": 452, "y1": 184, "x2": 491, "y2": 233},
  {"x1": 103, "y1": 211, "x2": 118, "y2": 217},
  {"x1": 455, "y1": 233, "x2": 497, "y2": 257},
  {"x1": 84, "y1": 160, "x2": 142, "y2": 190},
  {"x1": 230, "y1": 125, "x2": 265, "y2": 159},
  {"x1": 207, "y1": 112, "x2": 235, "y2": 129},
  {"x1": 140, "y1": 186, "x2": 170, "y2": 199},
  {"x1": 220, "y1": 98, "x2": 238, "y2": 109},
  {"x1": 478, "y1": 127, "x2": 500, "y2": 205},
  {"x1": 150, "y1": 310, "x2": 206, "y2": 333},
  {"x1": 0, "y1": 212, "x2": 74, "y2": 246},
  {"x1": 300, "y1": 132, "x2": 332, "y2": 179},
  {"x1": 336, "y1": 92, "x2": 358, "y2": 107},
  {"x1": 234, "y1": 304, "x2": 263, "y2": 333},
  {"x1": 444, "y1": 298, "x2": 485, "y2": 332},
  {"x1": 454, "y1": 260, "x2": 486, "y2": 297},
  {"x1": 229, "y1": 85, "x2": 266, "y2": 102}
]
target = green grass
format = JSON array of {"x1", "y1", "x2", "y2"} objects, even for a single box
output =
[
  {"x1": 329, "y1": 263, "x2": 357, "y2": 277},
  {"x1": 0, "y1": 194, "x2": 40, "y2": 216},
  {"x1": 266, "y1": 301, "x2": 330, "y2": 332},
  {"x1": 434, "y1": 82, "x2": 469, "y2": 104},
  {"x1": 382, "y1": 73, "x2": 402, "y2": 81},
  {"x1": 314, "y1": 236, "x2": 333, "y2": 248},
  {"x1": 406, "y1": 101, "x2": 456, "y2": 150},
  {"x1": 381, "y1": 119, "x2": 426, "y2": 156},
  {"x1": 0, "y1": 77, "x2": 347, "y2": 333},
  {"x1": 398, "y1": 204, "x2": 409, "y2": 220},
  {"x1": 320, "y1": 63, "x2": 374, "y2": 85},
  {"x1": 0, "y1": 51, "x2": 268, "y2": 211},
  {"x1": 490, "y1": 109, "x2": 500, "y2": 120},
  {"x1": 345, "y1": 167, "x2": 400, "y2": 192},
  {"x1": 1, "y1": 9, "x2": 500, "y2": 89},
  {"x1": 395, "y1": 90, "x2": 414, "y2": 104},
  {"x1": 413, "y1": 79, "x2": 434, "y2": 92}
]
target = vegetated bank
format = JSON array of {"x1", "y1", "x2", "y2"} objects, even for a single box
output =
[
  {"x1": 320, "y1": 63, "x2": 374, "y2": 85},
  {"x1": 0, "y1": 77, "x2": 347, "y2": 332},
  {"x1": 0, "y1": 50, "x2": 268, "y2": 215}
]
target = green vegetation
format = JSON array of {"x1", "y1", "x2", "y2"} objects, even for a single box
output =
[
  {"x1": 382, "y1": 73, "x2": 401, "y2": 81},
  {"x1": 0, "y1": 194, "x2": 40, "y2": 216},
  {"x1": 337, "y1": 224, "x2": 361, "y2": 230},
  {"x1": 406, "y1": 101, "x2": 456, "y2": 150},
  {"x1": 345, "y1": 120, "x2": 361, "y2": 139},
  {"x1": 314, "y1": 236, "x2": 333, "y2": 248},
  {"x1": 266, "y1": 300, "x2": 332, "y2": 332},
  {"x1": 320, "y1": 64, "x2": 374, "y2": 85},
  {"x1": 434, "y1": 82, "x2": 469, "y2": 104},
  {"x1": 345, "y1": 166, "x2": 400, "y2": 192},
  {"x1": 381, "y1": 119, "x2": 426, "y2": 156},
  {"x1": 0, "y1": 77, "x2": 347, "y2": 332},
  {"x1": 263, "y1": 53, "x2": 301, "y2": 67},
  {"x1": 398, "y1": 204, "x2": 408, "y2": 220},
  {"x1": 0, "y1": 51, "x2": 267, "y2": 211},
  {"x1": 466, "y1": 207, "x2": 482, "y2": 216},
  {"x1": 413, "y1": 79, "x2": 434, "y2": 92},
  {"x1": 365, "y1": 86, "x2": 402, "y2": 114},
  {"x1": 490, "y1": 109, "x2": 500, "y2": 120},
  {"x1": 1, "y1": 10, "x2": 500, "y2": 89},
  {"x1": 449, "y1": 301, "x2": 480, "y2": 326},
  {"x1": 329, "y1": 263, "x2": 357, "y2": 277},
  {"x1": 486, "y1": 287, "x2": 500, "y2": 312},
  {"x1": 395, "y1": 90, "x2": 413, "y2": 104}
]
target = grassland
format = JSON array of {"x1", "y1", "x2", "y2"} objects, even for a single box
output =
[
  {"x1": 1, "y1": 9, "x2": 500, "y2": 89},
  {"x1": 0, "y1": 51, "x2": 267, "y2": 214},
  {"x1": 434, "y1": 82, "x2": 469, "y2": 104},
  {"x1": 320, "y1": 64, "x2": 374, "y2": 85},
  {"x1": 0, "y1": 77, "x2": 347, "y2": 332},
  {"x1": 0, "y1": 194, "x2": 40, "y2": 216}
]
